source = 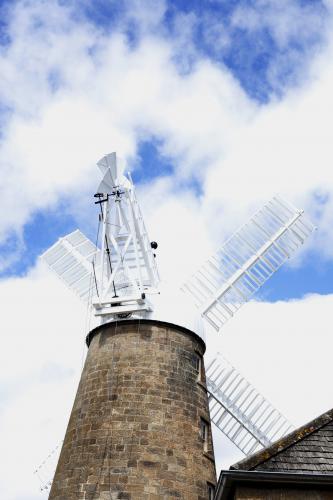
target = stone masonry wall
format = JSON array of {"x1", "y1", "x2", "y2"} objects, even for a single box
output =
[{"x1": 49, "y1": 320, "x2": 216, "y2": 499}]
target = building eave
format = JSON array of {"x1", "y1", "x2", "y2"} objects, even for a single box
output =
[{"x1": 215, "y1": 470, "x2": 333, "y2": 500}]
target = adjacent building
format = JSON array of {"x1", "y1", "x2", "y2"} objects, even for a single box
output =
[{"x1": 215, "y1": 408, "x2": 333, "y2": 499}]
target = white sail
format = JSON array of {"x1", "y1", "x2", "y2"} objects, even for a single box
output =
[
  {"x1": 182, "y1": 196, "x2": 315, "y2": 331},
  {"x1": 41, "y1": 230, "x2": 99, "y2": 301},
  {"x1": 206, "y1": 355, "x2": 294, "y2": 455}
]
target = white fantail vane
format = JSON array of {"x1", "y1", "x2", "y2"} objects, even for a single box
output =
[{"x1": 41, "y1": 152, "x2": 316, "y2": 460}]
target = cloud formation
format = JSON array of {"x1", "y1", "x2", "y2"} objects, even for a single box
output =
[
  {"x1": 0, "y1": 0, "x2": 332, "y2": 271},
  {"x1": 0, "y1": 1, "x2": 333, "y2": 498}
]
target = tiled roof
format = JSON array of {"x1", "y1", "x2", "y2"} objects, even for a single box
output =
[{"x1": 231, "y1": 408, "x2": 333, "y2": 473}]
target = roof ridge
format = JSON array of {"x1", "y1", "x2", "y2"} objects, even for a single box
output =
[{"x1": 231, "y1": 407, "x2": 333, "y2": 471}]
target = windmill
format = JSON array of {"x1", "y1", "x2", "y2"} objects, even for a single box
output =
[{"x1": 41, "y1": 152, "x2": 315, "y2": 498}]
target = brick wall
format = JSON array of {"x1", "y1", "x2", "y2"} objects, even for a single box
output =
[{"x1": 49, "y1": 320, "x2": 216, "y2": 499}]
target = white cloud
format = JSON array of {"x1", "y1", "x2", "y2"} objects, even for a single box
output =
[
  {"x1": 1, "y1": 1, "x2": 333, "y2": 497},
  {"x1": 137, "y1": 177, "x2": 215, "y2": 283},
  {"x1": 0, "y1": 262, "x2": 87, "y2": 499},
  {"x1": 202, "y1": 52, "x2": 333, "y2": 251},
  {"x1": 1, "y1": 0, "x2": 332, "y2": 263}
]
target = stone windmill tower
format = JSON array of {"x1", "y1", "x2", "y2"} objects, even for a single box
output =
[{"x1": 41, "y1": 153, "x2": 314, "y2": 499}]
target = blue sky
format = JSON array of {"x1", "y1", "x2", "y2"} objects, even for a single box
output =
[
  {"x1": 74, "y1": 0, "x2": 327, "y2": 100},
  {"x1": 0, "y1": 0, "x2": 331, "y2": 307},
  {"x1": 1, "y1": 1, "x2": 333, "y2": 498}
]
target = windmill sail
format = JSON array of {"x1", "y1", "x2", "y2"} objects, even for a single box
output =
[
  {"x1": 182, "y1": 196, "x2": 315, "y2": 331},
  {"x1": 41, "y1": 230, "x2": 99, "y2": 301},
  {"x1": 206, "y1": 355, "x2": 294, "y2": 455}
]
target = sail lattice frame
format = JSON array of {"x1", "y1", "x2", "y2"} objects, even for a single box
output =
[
  {"x1": 206, "y1": 355, "x2": 294, "y2": 456},
  {"x1": 41, "y1": 230, "x2": 99, "y2": 301},
  {"x1": 182, "y1": 196, "x2": 315, "y2": 331}
]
